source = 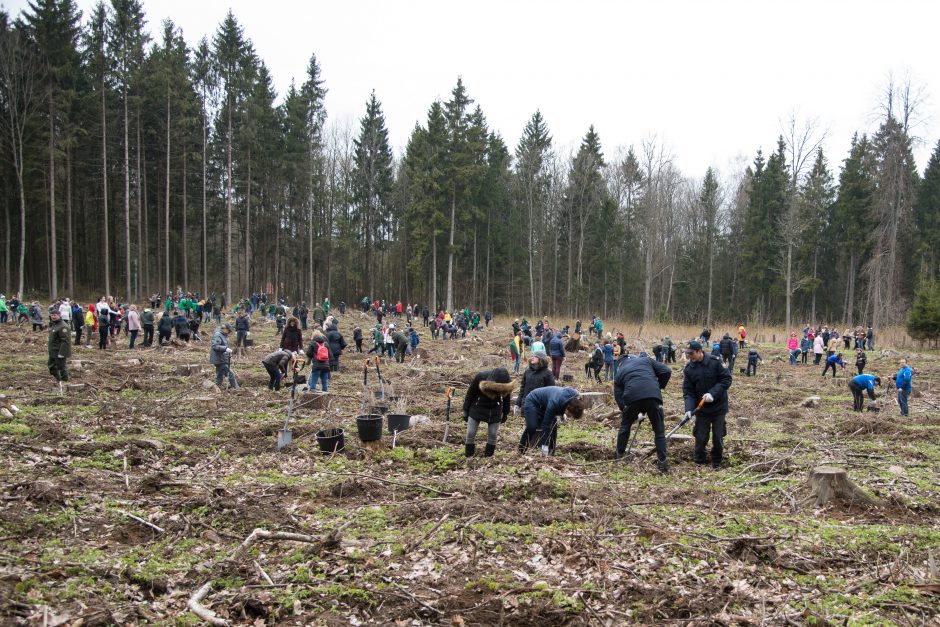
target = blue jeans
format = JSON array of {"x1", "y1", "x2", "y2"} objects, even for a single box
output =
[
  {"x1": 513, "y1": 354, "x2": 521, "y2": 373},
  {"x1": 129, "y1": 329, "x2": 138, "y2": 348},
  {"x1": 867, "y1": 338, "x2": 873, "y2": 351},
  {"x1": 311, "y1": 370, "x2": 329, "y2": 392},
  {"x1": 898, "y1": 388, "x2": 910, "y2": 416}
]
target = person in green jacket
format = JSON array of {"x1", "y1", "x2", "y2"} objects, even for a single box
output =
[
  {"x1": 323, "y1": 298, "x2": 330, "y2": 316},
  {"x1": 48, "y1": 307, "x2": 72, "y2": 391},
  {"x1": 165, "y1": 296, "x2": 172, "y2": 313},
  {"x1": 141, "y1": 308, "x2": 156, "y2": 347},
  {"x1": 312, "y1": 303, "x2": 326, "y2": 327},
  {"x1": 0, "y1": 294, "x2": 7, "y2": 324}
]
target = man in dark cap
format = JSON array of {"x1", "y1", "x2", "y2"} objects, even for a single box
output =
[
  {"x1": 47, "y1": 306, "x2": 71, "y2": 393},
  {"x1": 614, "y1": 352, "x2": 672, "y2": 472},
  {"x1": 682, "y1": 340, "x2": 733, "y2": 470}
]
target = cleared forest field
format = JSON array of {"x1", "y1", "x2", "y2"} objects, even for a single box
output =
[{"x1": 1, "y1": 315, "x2": 938, "y2": 625}]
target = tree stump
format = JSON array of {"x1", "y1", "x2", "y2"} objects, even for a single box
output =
[
  {"x1": 803, "y1": 466, "x2": 882, "y2": 509},
  {"x1": 300, "y1": 391, "x2": 330, "y2": 411},
  {"x1": 360, "y1": 439, "x2": 385, "y2": 454},
  {"x1": 736, "y1": 416, "x2": 752, "y2": 428},
  {"x1": 175, "y1": 364, "x2": 202, "y2": 377},
  {"x1": 413, "y1": 347, "x2": 429, "y2": 360},
  {"x1": 479, "y1": 355, "x2": 504, "y2": 368},
  {"x1": 799, "y1": 396, "x2": 821, "y2": 408},
  {"x1": 193, "y1": 397, "x2": 218, "y2": 412},
  {"x1": 580, "y1": 392, "x2": 610, "y2": 408},
  {"x1": 201, "y1": 380, "x2": 220, "y2": 392}
]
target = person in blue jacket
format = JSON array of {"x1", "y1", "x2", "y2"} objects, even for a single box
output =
[
  {"x1": 849, "y1": 373, "x2": 881, "y2": 412},
  {"x1": 799, "y1": 335, "x2": 812, "y2": 365},
  {"x1": 895, "y1": 359, "x2": 913, "y2": 417},
  {"x1": 520, "y1": 386, "x2": 586, "y2": 456},
  {"x1": 822, "y1": 352, "x2": 844, "y2": 378},
  {"x1": 602, "y1": 340, "x2": 615, "y2": 381},
  {"x1": 548, "y1": 331, "x2": 566, "y2": 379}
]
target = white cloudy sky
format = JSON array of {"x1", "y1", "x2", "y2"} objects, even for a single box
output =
[{"x1": 7, "y1": 0, "x2": 940, "y2": 176}]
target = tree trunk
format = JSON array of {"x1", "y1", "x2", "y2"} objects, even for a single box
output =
[
  {"x1": 15, "y1": 134, "x2": 26, "y2": 298},
  {"x1": 124, "y1": 86, "x2": 131, "y2": 301},
  {"x1": 706, "y1": 235, "x2": 714, "y2": 327},
  {"x1": 136, "y1": 107, "x2": 142, "y2": 299},
  {"x1": 810, "y1": 248, "x2": 818, "y2": 323},
  {"x1": 225, "y1": 104, "x2": 233, "y2": 304},
  {"x1": 445, "y1": 189, "x2": 455, "y2": 312},
  {"x1": 65, "y1": 148, "x2": 73, "y2": 295},
  {"x1": 101, "y1": 83, "x2": 109, "y2": 297},
  {"x1": 202, "y1": 105, "x2": 207, "y2": 298},
  {"x1": 165, "y1": 90, "x2": 171, "y2": 296},
  {"x1": 431, "y1": 232, "x2": 437, "y2": 311},
  {"x1": 48, "y1": 96, "x2": 57, "y2": 299},
  {"x1": 245, "y1": 150, "x2": 251, "y2": 296},
  {"x1": 785, "y1": 242, "x2": 793, "y2": 330},
  {"x1": 845, "y1": 252, "x2": 856, "y2": 324},
  {"x1": 182, "y1": 144, "x2": 188, "y2": 290},
  {"x1": 643, "y1": 243, "x2": 652, "y2": 320}
]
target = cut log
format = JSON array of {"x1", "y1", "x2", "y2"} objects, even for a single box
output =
[
  {"x1": 201, "y1": 379, "x2": 220, "y2": 392},
  {"x1": 736, "y1": 416, "x2": 752, "y2": 428},
  {"x1": 67, "y1": 383, "x2": 86, "y2": 392},
  {"x1": 579, "y1": 392, "x2": 610, "y2": 408},
  {"x1": 175, "y1": 364, "x2": 202, "y2": 377},
  {"x1": 802, "y1": 466, "x2": 882, "y2": 509}
]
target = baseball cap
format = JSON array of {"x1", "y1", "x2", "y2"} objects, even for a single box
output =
[{"x1": 686, "y1": 340, "x2": 703, "y2": 352}]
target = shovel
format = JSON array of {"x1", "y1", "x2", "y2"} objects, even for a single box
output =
[
  {"x1": 442, "y1": 387, "x2": 455, "y2": 443},
  {"x1": 360, "y1": 359, "x2": 370, "y2": 414},
  {"x1": 277, "y1": 384, "x2": 297, "y2": 450},
  {"x1": 619, "y1": 412, "x2": 647, "y2": 461},
  {"x1": 374, "y1": 355, "x2": 386, "y2": 400},
  {"x1": 664, "y1": 397, "x2": 707, "y2": 441}
]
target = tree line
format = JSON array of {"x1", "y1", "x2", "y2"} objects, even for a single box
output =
[{"x1": 2, "y1": 1, "x2": 939, "y2": 327}]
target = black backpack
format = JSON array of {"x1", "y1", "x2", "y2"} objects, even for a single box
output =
[{"x1": 720, "y1": 338, "x2": 733, "y2": 357}]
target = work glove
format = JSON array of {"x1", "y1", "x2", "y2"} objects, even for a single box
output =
[
  {"x1": 703, "y1": 393, "x2": 714, "y2": 403},
  {"x1": 684, "y1": 411, "x2": 693, "y2": 422},
  {"x1": 541, "y1": 445, "x2": 550, "y2": 456},
  {"x1": 512, "y1": 406, "x2": 520, "y2": 416},
  {"x1": 225, "y1": 348, "x2": 233, "y2": 354}
]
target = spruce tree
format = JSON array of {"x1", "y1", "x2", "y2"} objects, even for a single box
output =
[{"x1": 913, "y1": 140, "x2": 940, "y2": 284}]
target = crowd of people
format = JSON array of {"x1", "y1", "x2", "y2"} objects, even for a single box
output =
[{"x1": 3, "y1": 287, "x2": 920, "y2": 470}]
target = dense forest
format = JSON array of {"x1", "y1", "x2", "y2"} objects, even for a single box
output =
[{"x1": 2, "y1": 1, "x2": 940, "y2": 327}]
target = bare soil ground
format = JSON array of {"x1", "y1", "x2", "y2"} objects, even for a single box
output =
[{"x1": 1, "y1": 314, "x2": 939, "y2": 625}]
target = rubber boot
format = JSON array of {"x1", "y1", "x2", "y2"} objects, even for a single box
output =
[
  {"x1": 484, "y1": 444, "x2": 496, "y2": 457},
  {"x1": 658, "y1": 461, "x2": 669, "y2": 474},
  {"x1": 465, "y1": 443, "x2": 475, "y2": 457}
]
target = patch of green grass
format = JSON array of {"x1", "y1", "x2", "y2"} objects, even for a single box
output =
[
  {"x1": 0, "y1": 422, "x2": 32, "y2": 436},
  {"x1": 71, "y1": 450, "x2": 121, "y2": 471}
]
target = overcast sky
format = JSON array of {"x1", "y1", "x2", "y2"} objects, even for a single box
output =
[{"x1": 7, "y1": 0, "x2": 940, "y2": 177}]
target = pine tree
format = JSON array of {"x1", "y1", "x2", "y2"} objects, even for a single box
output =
[
  {"x1": 23, "y1": 0, "x2": 82, "y2": 298},
  {"x1": 834, "y1": 134, "x2": 874, "y2": 323},
  {"x1": 564, "y1": 125, "x2": 606, "y2": 313},
  {"x1": 906, "y1": 279, "x2": 940, "y2": 344},
  {"x1": 914, "y1": 140, "x2": 940, "y2": 283},
  {"x1": 798, "y1": 148, "x2": 835, "y2": 321},
  {"x1": 515, "y1": 110, "x2": 552, "y2": 313},
  {"x1": 351, "y1": 91, "x2": 393, "y2": 301},
  {"x1": 699, "y1": 167, "x2": 721, "y2": 326},
  {"x1": 299, "y1": 53, "x2": 326, "y2": 302}
]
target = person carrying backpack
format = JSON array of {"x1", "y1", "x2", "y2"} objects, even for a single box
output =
[
  {"x1": 719, "y1": 333, "x2": 735, "y2": 370},
  {"x1": 305, "y1": 333, "x2": 333, "y2": 392},
  {"x1": 737, "y1": 323, "x2": 747, "y2": 350}
]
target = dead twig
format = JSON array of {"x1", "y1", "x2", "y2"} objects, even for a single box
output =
[
  {"x1": 115, "y1": 509, "x2": 164, "y2": 534},
  {"x1": 187, "y1": 581, "x2": 229, "y2": 626}
]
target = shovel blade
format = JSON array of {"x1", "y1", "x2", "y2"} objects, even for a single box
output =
[{"x1": 277, "y1": 428, "x2": 293, "y2": 449}]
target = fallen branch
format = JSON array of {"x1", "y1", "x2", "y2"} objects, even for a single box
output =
[
  {"x1": 404, "y1": 514, "x2": 449, "y2": 553},
  {"x1": 187, "y1": 581, "x2": 229, "y2": 626},
  {"x1": 115, "y1": 509, "x2": 164, "y2": 534},
  {"x1": 230, "y1": 528, "x2": 319, "y2": 562}
]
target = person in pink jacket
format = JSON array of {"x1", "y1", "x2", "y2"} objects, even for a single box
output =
[
  {"x1": 812, "y1": 334, "x2": 825, "y2": 365},
  {"x1": 127, "y1": 304, "x2": 141, "y2": 349},
  {"x1": 787, "y1": 332, "x2": 800, "y2": 365}
]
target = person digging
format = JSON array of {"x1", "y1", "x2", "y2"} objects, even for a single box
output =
[
  {"x1": 614, "y1": 352, "x2": 672, "y2": 472},
  {"x1": 520, "y1": 386, "x2": 587, "y2": 456},
  {"x1": 682, "y1": 340, "x2": 732, "y2": 470},
  {"x1": 462, "y1": 367, "x2": 516, "y2": 457},
  {"x1": 849, "y1": 373, "x2": 881, "y2": 412}
]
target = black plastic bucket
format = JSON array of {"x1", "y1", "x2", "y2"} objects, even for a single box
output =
[
  {"x1": 387, "y1": 414, "x2": 411, "y2": 434},
  {"x1": 316, "y1": 428, "x2": 345, "y2": 454},
  {"x1": 356, "y1": 415, "x2": 383, "y2": 441},
  {"x1": 368, "y1": 404, "x2": 389, "y2": 415}
]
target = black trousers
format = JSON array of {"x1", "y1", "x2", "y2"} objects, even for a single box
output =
[
  {"x1": 822, "y1": 362, "x2": 838, "y2": 378},
  {"x1": 693, "y1": 413, "x2": 726, "y2": 468},
  {"x1": 518, "y1": 422, "x2": 558, "y2": 454},
  {"x1": 355, "y1": 339, "x2": 363, "y2": 352},
  {"x1": 48, "y1": 356, "x2": 69, "y2": 382},
  {"x1": 746, "y1": 360, "x2": 758, "y2": 376},
  {"x1": 263, "y1": 362, "x2": 283, "y2": 390},
  {"x1": 74, "y1": 325, "x2": 83, "y2": 345},
  {"x1": 616, "y1": 399, "x2": 666, "y2": 463},
  {"x1": 848, "y1": 380, "x2": 874, "y2": 411},
  {"x1": 143, "y1": 325, "x2": 154, "y2": 346},
  {"x1": 98, "y1": 324, "x2": 109, "y2": 349}
]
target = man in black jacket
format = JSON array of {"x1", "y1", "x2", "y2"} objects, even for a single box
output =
[
  {"x1": 614, "y1": 353, "x2": 672, "y2": 472},
  {"x1": 462, "y1": 367, "x2": 515, "y2": 457},
  {"x1": 682, "y1": 340, "x2": 733, "y2": 470},
  {"x1": 515, "y1": 351, "x2": 555, "y2": 452}
]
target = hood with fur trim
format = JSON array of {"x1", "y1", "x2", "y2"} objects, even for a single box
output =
[{"x1": 479, "y1": 380, "x2": 516, "y2": 399}]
